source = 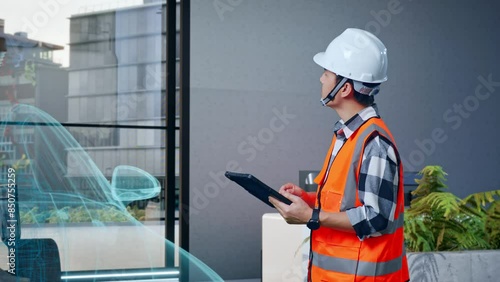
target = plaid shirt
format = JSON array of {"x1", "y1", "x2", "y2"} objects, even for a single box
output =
[{"x1": 329, "y1": 104, "x2": 399, "y2": 240}]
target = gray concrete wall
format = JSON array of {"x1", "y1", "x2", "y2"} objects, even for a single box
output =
[
  {"x1": 408, "y1": 251, "x2": 500, "y2": 282},
  {"x1": 190, "y1": 0, "x2": 500, "y2": 279}
]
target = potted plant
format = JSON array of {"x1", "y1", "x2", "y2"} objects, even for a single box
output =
[{"x1": 405, "y1": 165, "x2": 500, "y2": 281}]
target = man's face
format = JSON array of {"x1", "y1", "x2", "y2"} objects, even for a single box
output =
[{"x1": 320, "y1": 69, "x2": 339, "y2": 101}]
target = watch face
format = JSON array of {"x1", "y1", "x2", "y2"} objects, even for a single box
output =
[
  {"x1": 307, "y1": 208, "x2": 320, "y2": 230},
  {"x1": 307, "y1": 220, "x2": 320, "y2": 230}
]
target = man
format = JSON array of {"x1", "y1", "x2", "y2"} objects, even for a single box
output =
[{"x1": 269, "y1": 28, "x2": 410, "y2": 281}]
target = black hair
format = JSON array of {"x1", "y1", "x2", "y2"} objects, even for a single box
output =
[{"x1": 347, "y1": 79, "x2": 378, "y2": 106}]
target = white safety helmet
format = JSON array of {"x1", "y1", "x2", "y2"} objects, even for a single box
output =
[
  {"x1": 314, "y1": 28, "x2": 387, "y2": 105},
  {"x1": 314, "y1": 28, "x2": 388, "y2": 84}
]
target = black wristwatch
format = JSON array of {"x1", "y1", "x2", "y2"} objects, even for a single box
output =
[{"x1": 307, "y1": 208, "x2": 320, "y2": 230}]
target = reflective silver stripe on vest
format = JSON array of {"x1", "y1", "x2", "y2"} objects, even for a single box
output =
[
  {"x1": 312, "y1": 251, "x2": 403, "y2": 276},
  {"x1": 340, "y1": 123, "x2": 394, "y2": 211}
]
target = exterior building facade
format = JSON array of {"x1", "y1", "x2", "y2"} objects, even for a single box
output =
[
  {"x1": 67, "y1": 2, "x2": 170, "y2": 179},
  {"x1": 0, "y1": 19, "x2": 67, "y2": 187}
]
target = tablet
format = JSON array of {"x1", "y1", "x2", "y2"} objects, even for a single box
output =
[{"x1": 225, "y1": 171, "x2": 292, "y2": 208}]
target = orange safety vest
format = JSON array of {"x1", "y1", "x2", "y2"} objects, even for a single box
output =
[{"x1": 309, "y1": 117, "x2": 409, "y2": 282}]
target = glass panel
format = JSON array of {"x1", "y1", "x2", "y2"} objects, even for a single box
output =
[
  {"x1": 0, "y1": 104, "x2": 219, "y2": 281},
  {"x1": 0, "y1": 1, "x2": 219, "y2": 281}
]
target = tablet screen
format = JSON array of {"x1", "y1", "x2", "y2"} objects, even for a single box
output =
[{"x1": 225, "y1": 171, "x2": 292, "y2": 208}]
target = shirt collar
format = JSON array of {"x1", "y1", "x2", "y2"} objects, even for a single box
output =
[{"x1": 333, "y1": 104, "x2": 380, "y2": 139}]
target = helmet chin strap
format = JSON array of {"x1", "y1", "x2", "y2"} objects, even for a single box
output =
[{"x1": 320, "y1": 77, "x2": 348, "y2": 106}]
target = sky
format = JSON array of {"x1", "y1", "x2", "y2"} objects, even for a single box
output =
[{"x1": 1, "y1": 0, "x2": 143, "y2": 66}]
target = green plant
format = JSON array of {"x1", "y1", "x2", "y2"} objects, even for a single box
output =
[
  {"x1": 404, "y1": 165, "x2": 500, "y2": 252},
  {"x1": 126, "y1": 205, "x2": 146, "y2": 221},
  {"x1": 19, "y1": 205, "x2": 146, "y2": 224}
]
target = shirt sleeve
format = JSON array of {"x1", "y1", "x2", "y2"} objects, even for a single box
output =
[{"x1": 345, "y1": 134, "x2": 399, "y2": 240}]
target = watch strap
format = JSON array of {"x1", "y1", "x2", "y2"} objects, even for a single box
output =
[{"x1": 311, "y1": 208, "x2": 320, "y2": 222}]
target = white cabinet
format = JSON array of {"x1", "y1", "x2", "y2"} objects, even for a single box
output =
[{"x1": 262, "y1": 213, "x2": 309, "y2": 282}]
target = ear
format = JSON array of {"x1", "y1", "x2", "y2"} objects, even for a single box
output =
[{"x1": 339, "y1": 81, "x2": 353, "y2": 98}]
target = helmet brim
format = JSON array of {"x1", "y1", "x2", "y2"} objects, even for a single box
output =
[{"x1": 313, "y1": 52, "x2": 329, "y2": 71}]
